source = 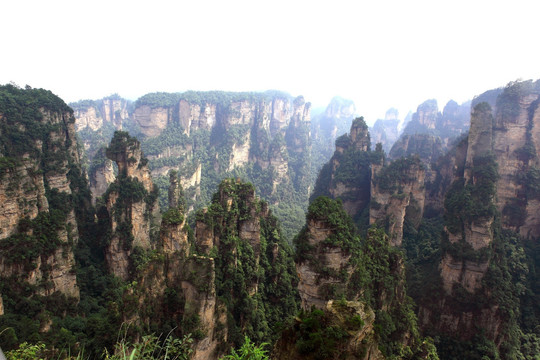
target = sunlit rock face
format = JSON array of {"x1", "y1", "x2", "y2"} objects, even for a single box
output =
[
  {"x1": 0, "y1": 89, "x2": 82, "y2": 300},
  {"x1": 420, "y1": 80, "x2": 540, "y2": 349}
]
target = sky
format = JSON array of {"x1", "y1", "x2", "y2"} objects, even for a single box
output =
[{"x1": 2, "y1": 0, "x2": 539, "y2": 125}]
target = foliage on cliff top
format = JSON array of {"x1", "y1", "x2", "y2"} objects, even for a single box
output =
[
  {"x1": 196, "y1": 179, "x2": 299, "y2": 349},
  {"x1": 373, "y1": 155, "x2": 424, "y2": 193},
  {"x1": 294, "y1": 197, "x2": 437, "y2": 359},
  {"x1": 351, "y1": 116, "x2": 369, "y2": 131},
  {"x1": 106, "y1": 131, "x2": 141, "y2": 159},
  {"x1": 0, "y1": 84, "x2": 74, "y2": 157},
  {"x1": 444, "y1": 153, "x2": 498, "y2": 234},
  {"x1": 496, "y1": 80, "x2": 540, "y2": 120},
  {"x1": 134, "y1": 90, "x2": 293, "y2": 109}
]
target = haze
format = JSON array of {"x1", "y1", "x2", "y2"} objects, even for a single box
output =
[{"x1": 2, "y1": 0, "x2": 539, "y2": 125}]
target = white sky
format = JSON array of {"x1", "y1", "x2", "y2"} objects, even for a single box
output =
[{"x1": 1, "y1": 0, "x2": 539, "y2": 125}]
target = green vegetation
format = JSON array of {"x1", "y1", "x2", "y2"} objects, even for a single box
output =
[
  {"x1": 374, "y1": 155, "x2": 423, "y2": 193},
  {"x1": 444, "y1": 154, "x2": 498, "y2": 234},
  {"x1": 294, "y1": 197, "x2": 438, "y2": 359},
  {"x1": 293, "y1": 308, "x2": 351, "y2": 359},
  {"x1": 196, "y1": 179, "x2": 299, "y2": 348},
  {"x1": 219, "y1": 337, "x2": 269, "y2": 360}
]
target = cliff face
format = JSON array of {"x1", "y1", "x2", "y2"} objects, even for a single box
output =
[
  {"x1": 389, "y1": 134, "x2": 443, "y2": 165},
  {"x1": 72, "y1": 96, "x2": 128, "y2": 132},
  {"x1": 312, "y1": 117, "x2": 427, "y2": 245},
  {"x1": 296, "y1": 217, "x2": 353, "y2": 309},
  {"x1": 116, "y1": 178, "x2": 298, "y2": 360},
  {"x1": 311, "y1": 117, "x2": 374, "y2": 222},
  {"x1": 294, "y1": 198, "x2": 435, "y2": 359},
  {"x1": 370, "y1": 156, "x2": 426, "y2": 247},
  {"x1": 311, "y1": 97, "x2": 356, "y2": 179},
  {"x1": 102, "y1": 131, "x2": 159, "y2": 281},
  {"x1": 73, "y1": 91, "x2": 312, "y2": 241},
  {"x1": 370, "y1": 108, "x2": 401, "y2": 153},
  {"x1": 0, "y1": 85, "x2": 85, "y2": 303},
  {"x1": 71, "y1": 97, "x2": 130, "y2": 161},
  {"x1": 417, "y1": 82, "x2": 540, "y2": 351},
  {"x1": 490, "y1": 81, "x2": 540, "y2": 238},
  {"x1": 390, "y1": 99, "x2": 470, "y2": 164}
]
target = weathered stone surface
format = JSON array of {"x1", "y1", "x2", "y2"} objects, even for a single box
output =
[
  {"x1": 370, "y1": 159, "x2": 425, "y2": 247},
  {"x1": 104, "y1": 134, "x2": 159, "y2": 280},
  {"x1": 272, "y1": 300, "x2": 383, "y2": 360},
  {"x1": 132, "y1": 105, "x2": 171, "y2": 137},
  {"x1": 89, "y1": 158, "x2": 115, "y2": 205},
  {"x1": 296, "y1": 219, "x2": 352, "y2": 309},
  {"x1": 0, "y1": 106, "x2": 81, "y2": 300},
  {"x1": 0, "y1": 159, "x2": 48, "y2": 240}
]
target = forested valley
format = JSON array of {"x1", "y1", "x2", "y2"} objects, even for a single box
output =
[{"x1": 1, "y1": 80, "x2": 540, "y2": 360}]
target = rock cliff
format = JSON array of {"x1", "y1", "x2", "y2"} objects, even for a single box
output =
[
  {"x1": 71, "y1": 96, "x2": 130, "y2": 160},
  {"x1": 108, "y1": 177, "x2": 298, "y2": 360},
  {"x1": 311, "y1": 97, "x2": 356, "y2": 178},
  {"x1": 390, "y1": 99, "x2": 470, "y2": 164},
  {"x1": 294, "y1": 197, "x2": 436, "y2": 359},
  {"x1": 311, "y1": 117, "x2": 374, "y2": 223},
  {"x1": 415, "y1": 81, "x2": 540, "y2": 354},
  {"x1": 370, "y1": 156, "x2": 426, "y2": 246},
  {"x1": 0, "y1": 85, "x2": 85, "y2": 314},
  {"x1": 370, "y1": 108, "x2": 401, "y2": 153},
  {"x1": 102, "y1": 131, "x2": 159, "y2": 280},
  {"x1": 73, "y1": 90, "x2": 313, "y2": 241}
]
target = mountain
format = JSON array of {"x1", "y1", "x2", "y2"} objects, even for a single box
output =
[
  {"x1": 369, "y1": 107, "x2": 401, "y2": 153},
  {"x1": 3, "y1": 80, "x2": 540, "y2": 359},
  {"x1": 72, "y1": 91, "x2": 312, "y2": 242},
  {"x1": 311, "y1": 96, "x2": 357, "y2": 177},
  {"x1": 389, "y1": 99, "x2": 470, "y2": 164},
  {"x1": 307, "y1": 80, "x2": 540, "y2": 359},
  {"x1": 0, "y1": 84, "x2": 90, "y2": 346},
  {"x1": 411, "y1": 80, "x2": 540, "y2": 358}
]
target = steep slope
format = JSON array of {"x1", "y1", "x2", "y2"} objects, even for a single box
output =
[
  {"x1": 311, "y1": 117, "x2": 378, "y2": 225},
  {"x1": 0, "y1": 84, "x2": 91, "y2": 345},
  {"x1": 405, "y1": 80, "x2": 540, "y2": 359},
  {"x1": 370, "y1": 108, "x2": 401, "y2": 153},
  {"x1": 286, "y1": 197, "x2": 437, "y2": 359},
  {"x1": 389, "y1": 99, "x2": 470, "y2": 164},
  {"x1": 311, "y1": 97, "x2": 356, "y2": 177},
  {"x1": 121, "y1": 178, "x2": 299, "y2": 360},
  {"x1": 73, "y1": 91, "x2": 312, "y2": 241},
  {"x1": 370, "y1": 156, "x2": 426, "y2": 246},
  {"x1": 101, "y1": 131, "x2": 160, "y2": 280}
]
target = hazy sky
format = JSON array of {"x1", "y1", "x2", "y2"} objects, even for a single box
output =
[{"x1": 2, "y1": 0, "x2": 539, "y2": 125}]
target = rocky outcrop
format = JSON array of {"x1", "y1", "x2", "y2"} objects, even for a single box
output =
[
  {"x1": 370, "y1": 108, "x2": 401, "y2": 153},
  {"x1": 392, "y1": 99, "x2": 470, "y2": 162},
  {"x1": 296, "y1": 218, "x2": 353, "y2": 309},
  {"x1": 0, "y1": 158, "x2": 48, "y2": 240},
  {"x1": 72, "y1": 96, "x2": 128, "y2": 132},
  {"x1": 370, "y1": 156, "x2": 426, "y2": 246},
  {"x1": 103, "y1": 131, "x2": 159, "y2": 280},
  {"x1": 0, "y1": 86, "x2": 83, "y2": 302},
  {"x1": 311, "y1": 117, "x2": 373, "y2": 221},
  {"x1": 124, "y1": 178, "x2": 297, "y2": 360},
  {"x1": 272, "y1": 300, "x2": 383, "y2": 360},
  {"x1": 418, "y1": 86, "x2": 540, "y2": 348},
  {"x1": 89, "y1": 149, "x2": 116, "y2": 205}
]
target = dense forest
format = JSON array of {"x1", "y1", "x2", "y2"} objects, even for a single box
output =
[{"x1": 1, "y1": 80, "x2": 540, "y2": 360}]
